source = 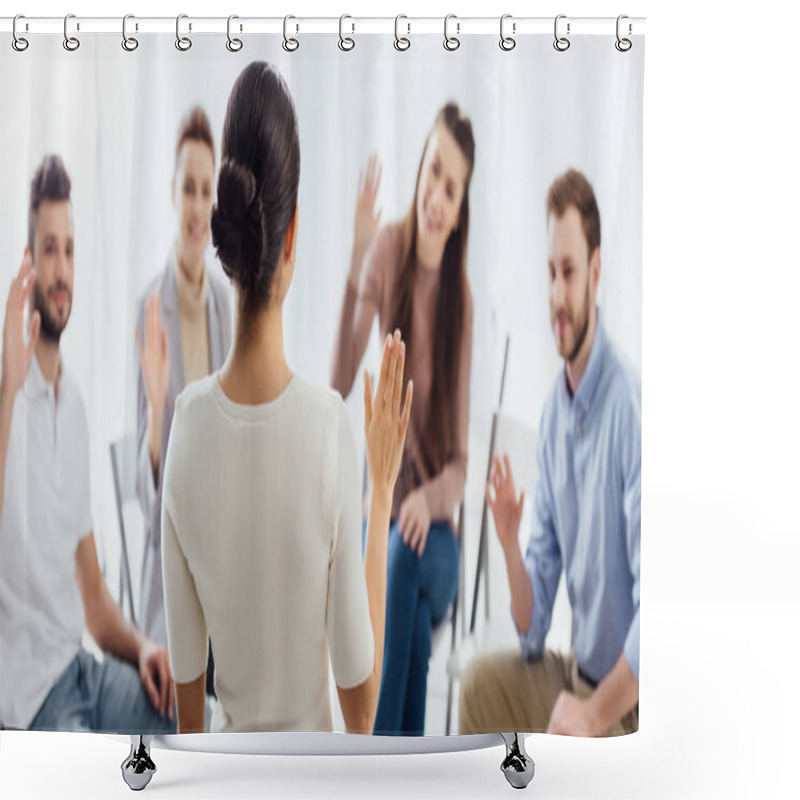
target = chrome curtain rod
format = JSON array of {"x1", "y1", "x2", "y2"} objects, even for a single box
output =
[{"x1": 0, "y1": 15, "x2": 646, "y2": 37}]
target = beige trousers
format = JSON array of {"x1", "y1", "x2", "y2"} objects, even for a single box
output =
[{"x1": 458, "y1": 648, "x2": 638, "y2": 736}]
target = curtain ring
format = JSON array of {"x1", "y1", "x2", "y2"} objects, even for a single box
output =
[
  {"x1": 176, "y1": 14, "x2": 192, "y2": 51},
  {"x1": 615, "y1": 14, "x2": 632, "y2": 52},
  {"x1": 12, "y1": 15, "x2": 29, "y2": 52},
  {"x1": 122, "y1": 14, "x2": 139, "y2": 52},
  {"x1": 63, "y1": 13, "x2": 80, "y2": 51},
  {"x1": 283, "y1": 15, "x2": 299, "y2": 52},
  {"x1": 226, "y1": 15, "x2": 243, "y2": 52},
  {"x1": 443, "y1": 14, "x2": 460, "y2": 51},
  {"x1": 553, "y1": 14, "x2": 570, "y2": 52},
  {"x1": 394, "y1": 15, "x2": 410, "y2": 51},
  {"x1": 338, "y1": 14, "x2": 355, "y2": 51},
  {"x1": 499, "y1": 14, "x2": 516, "y2": 51}
]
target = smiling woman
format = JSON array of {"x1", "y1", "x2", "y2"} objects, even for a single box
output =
[
  {"x1": 134, "y1": 106, "x2": 232, "y2": 706},
  {"x1": 331, "y1": 103, "x2": 475, "y2": 736}
]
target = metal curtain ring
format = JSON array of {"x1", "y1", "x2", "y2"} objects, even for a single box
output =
[
  {"x1": 615, "y1": 14, "x2": 632, "y2": 52},
  {"x1": 338, "y1": 14, "x2": 354, "y2": 51},
  {"x1": 553, "y1": 14, "x2": 570, "y2": 52},
  {"x1": 122, "y1": 14, "x2": 139, "y2": 51},
  {"x1": 12, "y1": 14, "x2": 29, "y2": 52},
  {"x1": 499, "y1": 13, "x2": 516, "y2": 51},
  {"x1": 176, "y1": 14, "x2": 192, "y2": 51},
  {"x1": 63, "y1": 13, "x2": 80, "y2": 51},
  {"x1": 283, "y1": 15, "x2": 299, "y2": 52},
  {"x1": 227, "y1": 15, "x2": 243, "y2": 52},
  {"x1": 443, "y1": 14, "x2": 460, "y2": 51},
  {"x1": 394, "y1": 14, "x2": 410, "y2": 51}
]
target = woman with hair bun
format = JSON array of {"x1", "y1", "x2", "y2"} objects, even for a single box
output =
[
  {"x1": 135, "y1": 106, "x2": 231, "y2": 701},
  {"x1": 160, "y1": 61, "x2": 413, "y2": 735}
]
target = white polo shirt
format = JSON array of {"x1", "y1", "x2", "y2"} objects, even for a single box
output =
[{"x1": 0, "y1": 355, "x2": 92, "y2": 729}]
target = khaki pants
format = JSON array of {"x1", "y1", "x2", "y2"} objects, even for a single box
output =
[{"x1": 458, "y1": 648, "x2": 638, "y2": 736}]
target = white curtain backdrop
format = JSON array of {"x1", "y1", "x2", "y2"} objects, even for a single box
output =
[{"x1": 1, "y1": 32, "x2": 643, "y2": 661}]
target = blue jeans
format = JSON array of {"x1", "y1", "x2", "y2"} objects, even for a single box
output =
[
  {"x1": 28, "y1": 648, "x2": 177, "y2": 734},
  {"x1": 370, "y1": 520, "x2": 459, "y2": 736}
]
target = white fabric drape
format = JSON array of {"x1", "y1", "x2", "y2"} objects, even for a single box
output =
[{"x1": 1, "y1": 32, "x2": 643, "y2": 651}]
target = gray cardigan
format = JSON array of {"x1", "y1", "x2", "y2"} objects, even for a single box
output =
[{"x1": 135, "y1": 256, "x2": 232, "y2": 645}]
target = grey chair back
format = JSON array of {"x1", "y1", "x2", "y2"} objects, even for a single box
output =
[{"x1": 109, "y1": 435, "x2": 138, "y2": 627}]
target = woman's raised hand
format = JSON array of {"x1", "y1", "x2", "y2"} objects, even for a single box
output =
[
  {"x1": 363, "y1": 330, "x2": 413, "y2": 506},
  {"x1": 349, "y1": 154, "x2": 382, "y2": 288},
  {"x1": 135, "y1": 294, "x2": 170, "y2": 472}
]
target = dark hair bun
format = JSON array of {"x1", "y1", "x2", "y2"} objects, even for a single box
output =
[{"x1": 211, "y1": 157, "x2": 267, "y2": 288}]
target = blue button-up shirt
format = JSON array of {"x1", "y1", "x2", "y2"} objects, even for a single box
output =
[{"x1": 519, "y1": 311, "x2": 641, "y2": 683}]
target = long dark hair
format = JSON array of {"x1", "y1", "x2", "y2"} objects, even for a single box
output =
[
  {"x1": 211, "y1": 62, "x2": 301, "y2": 324},
  {"x1": 391, "y1": 103, "x2": 475, "y2": 474}
]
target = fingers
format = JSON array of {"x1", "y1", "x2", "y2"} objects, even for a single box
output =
[
  {"x1": 142, "y1": 669, "x2": 159, "y2": 711},
  {"x1": 158, "y1": 656, "x2": 168, "y2": 716},
  {"x1": 160, "y1": 327, "x2": 168, "y2": 362},
  {"x1": 376, "y1": 334, "x2": 392, "y2": 404},
  {"x1": 503, "y1": 453, "x2": 516, "y2": 495},
  {"x1": 17, "y1": 261, "x2": 37, "y2": 311},
  {"x1": 26, "y1": 312, "x2": 41, "y2": 361},
  {"x1": 399, "y1": 380, "x2": 413, "y2": 440},
  {"x1": 517, "y1": 490, "x2": 525, "y2": 514},
  {"x1": 416, "y1": 528, "x2": 428, "y2": 557},
  {"x1": 168, "y1": 674, "x2": 175, "y2": 722},
  {"x1": 383, "y1": 330, "x2": 400, "y2": 408},
  {"x1": 399, "y1": 504, "x2": 409, "y2": 543},
  {"x1": 392, "y1": 340, "x2": 405, "y2": 419},
  {"x1": 363, "y1": 369, "x2": 373, "y2": 435}
]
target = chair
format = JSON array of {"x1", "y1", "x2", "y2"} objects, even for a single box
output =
[
  {"x1": 444, "y1": 336, "x2": 543, "y2": 729},
  {"x1": 109, "y1": 435, "x2": 139, "y2": 627}
]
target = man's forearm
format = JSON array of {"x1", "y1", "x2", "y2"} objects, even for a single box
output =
[
  {"x1": 587, "y1": 651, "x2": 639, "y2": 734},
  {"x1": 502, "y1": 538, "x2": 533, "y2": 636},
  {"x1": 87, "y1": 583, "x2": 143, "y2": 667}
]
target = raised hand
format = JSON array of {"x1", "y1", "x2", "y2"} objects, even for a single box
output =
[
  {"x1": 486, "y1": 453, "x2": 525, "y2": 552},
  {"x1": 349, "y1": 154, "x2": 383, "y2": 287},
  {"x1": 363, "y1": 329, "x2": 413, "y2": 504},
  {"x1": 1, "y1": 251, "x2": 41, "y2": 401},
  {"x1": 135, "y1": 294, "x2": 169, "y2": 471}
]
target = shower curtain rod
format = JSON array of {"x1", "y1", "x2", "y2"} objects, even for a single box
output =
[{"x1": 0, "y1": 15, "x2": 646, "y2": 37}]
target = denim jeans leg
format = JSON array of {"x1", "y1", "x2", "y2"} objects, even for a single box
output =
[
  {"x1": 373, "y1": 521, "x2": 419, "y2": 735},
  {"x1": 28, "y1": 652, "x2": 91, "y2": 731},
  {"x1": 401, "y1": 523, "x2": 459, "y2": 735},
  {"x1": 93, "y1": 653, "x2": 177, "y2": 734},
  {"x1": 400, "y1": 596, "x2": 433, "y2": 735}
]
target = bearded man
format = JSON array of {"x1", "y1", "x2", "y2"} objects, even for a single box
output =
[{"x1": 459, "y1": 169, "x2": 641, "y2": 738}]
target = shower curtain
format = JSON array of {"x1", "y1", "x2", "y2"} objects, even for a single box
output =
[{"x1": 0, "y1": 18, "x2": 644, "y2": 738}]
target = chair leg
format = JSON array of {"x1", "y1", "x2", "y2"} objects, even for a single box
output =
[
  {"x1": 499, "y1": 733, "x2": 535, "y2": 789},
  {"x1": 445, "y1": 673, "x2": 454, "y2": 735},
  {"x1": 121, "y1": 735, "x2": 156, "y2": 791}
]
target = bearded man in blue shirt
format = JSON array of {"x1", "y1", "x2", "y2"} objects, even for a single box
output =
[{"x1": 459, "y1": 169, "x2": 641, "y2": 737}]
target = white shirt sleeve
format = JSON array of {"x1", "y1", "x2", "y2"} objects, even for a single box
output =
[
  {"x1": 161, "y1": 410, "x2": 208, "y2": 685},
  {"x1": 326, "y1": 398, "x2": 374, "y2": 690}
]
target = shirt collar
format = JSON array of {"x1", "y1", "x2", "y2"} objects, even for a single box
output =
[
  {"x1": 563, "y1": 307, "x2": 606, "y2": 415},
  {"x1": 25, "y1": 352, "x2": 62, "y2": 403}
]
